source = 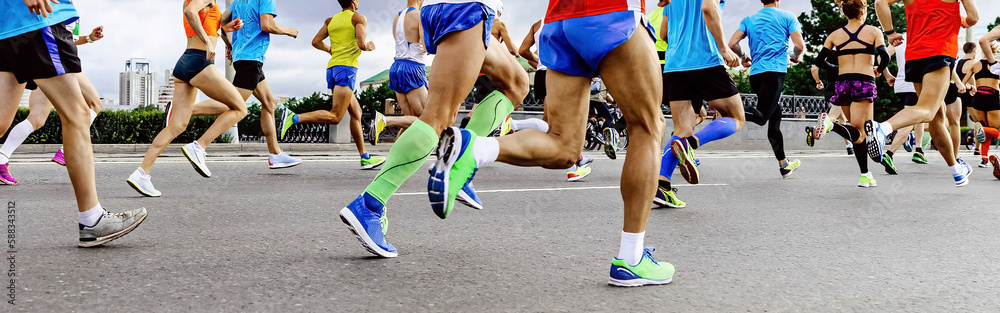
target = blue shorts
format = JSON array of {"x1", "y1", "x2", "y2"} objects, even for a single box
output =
[
  {"x1": 540, "y1": 11, "x2": 655, "y2": 78},
  {"x1": 421, "y1": 2, "x2": 494, "y2": 55},
  {"x1": 388, "y1": 59, "x2": 427, "y2": 93},
  {"x1": 327, "y1": 66, "x2": 357, "y2": 91}
]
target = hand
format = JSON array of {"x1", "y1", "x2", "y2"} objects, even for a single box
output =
[
  {"x1": 873, "y1": 68, "x2": 881, "y2": 78},
  {"x1": 966, "y1": 83, "x2": 975, "y2": 95},
  {"x1": 741, "y1": 56, "x2": 752, "y2": 68},
  {"x1": 205, "y1": 42, "x2": 216, "y2": 61},
  {"x1": 226, "y1": 47, "x2": 232, "y2": 61},
  {"x1": 962, "y1": 16, "x2": 976, "y2": 28},
  {"x1": 223, "y1": 17, "x2": 243, "y2": 33},
  {"x1": 886, "y1": 74, "x2": 895, "y2": 87},
  {"x1": 24, "y1": 0, "x2": 58, "y2": 17},
  {"x1": 957, "y1": 82, "x2": 967, "y2": 94},
  {"x1": 887, "y1": 33, "x2": 903, "y2": 46},
  {"x1": 815, "y1": 81, "x2": 824, "y2": 91},
  {"x1": 657, "y1": 0, "x2": 670, "y2": 6},
  {"x1": 88, "y1": 26, "x2": 104, "y2": 42},
  {"x1": 366, "y1": 41, "x2": 376, "y2": 51},
  {"x1": 721, "y1": 48, "x2": 739, "y2": 68},
  {"x1": 287, "y1": 28, "x2": 299, "y2": 38},
  {"x1": 790, "y1": 54, "x2": 801, "y2": 64}
]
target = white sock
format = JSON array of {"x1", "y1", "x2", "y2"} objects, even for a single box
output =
[
  {"x1": 89, "y1": 109, "x2": 98, "y2": 124},
  {"x1": 618, "y1": 231, "x2": 645, "y2": 266},
  {"x1": 510, "y1": 118, "x2": 549, "y2": 133},
  {"x1": 567, "y1": 164, "x2": 578, "y2": 171},
  {"x1": 136, "y1": 167, "x2": 150, "y2": 178},
  {"x1": 862, "y1": 172, "x2": 873, "y2": 179},
  {"x1": 472, "y1": 137, "x2": 499, "y2": 167},
  {"x1": 879, "y1": 122, "x2": 893, "y2": 133},
  {"x1": 78, "y1": 204, "x2": 105, "y2": 227},
  {"x1": 950, "y1": 164, "x2": 963, "y2": 175},
  {"x1": 0, "y1": 120, "x2": 35, "y2": 164}
]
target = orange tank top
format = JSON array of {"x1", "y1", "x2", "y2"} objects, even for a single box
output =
[
  {"x1": 904, "y1": 0, "x2": 960, "y2": 61},
  {"x1": 183, "y1": 0, "x2": 222, "y2": 38}
]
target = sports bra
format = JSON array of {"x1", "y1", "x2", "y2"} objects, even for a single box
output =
[
  {"x1": 975, "y1": 59, "x2": 1000, "y2": 80},
  {"x1": 183, "y1": 0, "x2": 221, "y2": 39},
  {"x1": 835, "y1": 25, "x2": 875, "y2": 57}
]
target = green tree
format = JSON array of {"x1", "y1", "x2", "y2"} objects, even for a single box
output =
[
  {"x1": 284, "y1": 92, "x2": 332, "y2": 113},
  {"x1": 358, "y1": 84, "x2": 395, "y2": 114},
  {"x1": 988, "y1": 16, "x2": 1000, "y2": 31}
]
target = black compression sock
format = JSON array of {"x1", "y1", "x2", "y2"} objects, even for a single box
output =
[
  {"x1": 915, "y1": 147, "x2": 923, "y2": 154},
  {"x1": 686, "y1": 136, "x2": 700, "y2": 149},
  {"x1": 854, "y1": 143, "x2": 869, "y2": 173},
  {"x1": 459, "y1": 116, "x2": 471, "y2": 129},
  {"x1": 887, "y1": 151, "x2": 894, "y2": 158},
  {"x1": 658, "y1": 179, "x2": 671, "y2": 190}
]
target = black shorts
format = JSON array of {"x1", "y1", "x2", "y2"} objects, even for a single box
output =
[
  {"x1": 945, "y1": 83, "x2": 959, "y2": 105},
  {"x1": 534, "y1": 69, "x2": 546, "y2": 101},
  {"x1": 25, "y1": 80, "x2": 37, "y2": 90},
  {"x1": 960, "y1": 92, "x2": 974, "y2": 109},
  {"x1": 232, "y1": 60, "x2": 265, "y2": 90},
  {"x1": 0, "y1": 23, "x2": 82, "y2": 84},
  {"x1": 173, "y1": 49, "x2": 215, "y2": 83},
  {"x1": 664, "y1": 66, "x2": 735, "y2": 113},
  {"x1": 904, "y1": 56, "x2": 955, "y2": 83},
  {"x1": 898, "y1": 92, "x2": 918, "y2": 106},
  {"x1": 973, "y1": 89, "x2": 1000, "y2": 112}
]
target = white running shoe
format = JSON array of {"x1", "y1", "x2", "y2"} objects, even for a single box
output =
[
  {"x1": 269, "y1": 152, "x2": 302, "y2": 169},
  {"x1": 79, "y1": 207, "x2": 148, "y2": 248},
  {"x1": 126, "y1": 168, "x2": 161, "y2": 197},
  {"x1": 182, "y1": 142, "x2": 211, "y2": 178}
]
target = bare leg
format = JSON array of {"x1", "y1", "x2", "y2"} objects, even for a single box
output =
[
  {"x1": 913, "y1": 123, "x2": 926, "y2": 148},
  {"x1": 887, "y1": 125, "x2": 914, "y2": 154},
  {"x1": 190, "y1": 99, "x2": 231, "y2": 116},
  {"x1": 892, "y1": 68, "x2": 956, "y2": 166},
  {"x1": 0, "y1": 74, "x2": 25, "y2": 134},
  {"x1": 347, "y1": 96, "x2": 366, "y2": 155},
  {"x1": 77, "y1": 73, "x2": 103, "y2": 113},
  {"x1": 251, "y1": 80, "x2": 282, "y2": 155},
  {"x1": 140, "y1": 80, "x2": 198, "y2": 174},
  {"x1": 189, "y1": 67, "x2": 249, "y2": 149},
  {"x1": 296, "y1": 85, "x2": 354, "y2": 124},
  {"x1": 26, "y1": 89, "x2": 53, "y2": 130},
  {"x1": 419, "y1": 21, "x2": 490, "y2": 131},
  {"x1": 34, "y1": 73, "x2": 97, "y2": 212},
  {"x1": 946, "y1": 101, "x2": 961, "y2": 156}
]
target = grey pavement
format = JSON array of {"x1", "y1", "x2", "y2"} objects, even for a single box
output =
[{"x1": 2, "y1": 149, "x2": 999, "y2": 312}]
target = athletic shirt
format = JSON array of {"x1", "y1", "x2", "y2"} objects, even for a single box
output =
[
  {"x1": 975, "y1": 59, "x2": 1000, "y2": 80},
  {"x1": 229, "y1": 0, "x2": 278, "y2": 63},
  {"x1": 0, "y1": 0, "x2": 78, "y2": 40},
  {"x1": 425, "y1": 0, "x2": 503, "y2": 15},
  {"x1": 894, "y1": 37, "x2": 916, "y2": 93},
  {"x1": 834, "y1": 25, "x2": 875, "y2": 57},
  {"x1": 904, "y1": 0, "x2": 960, "y2": 61},
  {"x1": 648, "y1": 7, "x2": 668, "y2": 55},
  {"x1": 546, "y1": 0, "x2": 644, "y2": 23},
  {"x1": 183, "y1": 0, "x2": 222, "y2": 38},
  {"x1": 738, "y1": 7, "x2": 800, "y2": 76},
  {"x1": 532, "y1": 22, "x2": 547, "y2": 70},
  {"x1": 663, "y1": 0, "x2": 727, "y2": 73},
  {"x1": 327, "y1": 10, "x2": 361, "y2": 69},
  {"x1": 394, "y1": 8, "x2": 426, "y2": 64}
]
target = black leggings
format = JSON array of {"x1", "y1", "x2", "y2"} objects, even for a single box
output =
[{"x1": 746, "y1": 72, "x2": 787, "y2": 160}]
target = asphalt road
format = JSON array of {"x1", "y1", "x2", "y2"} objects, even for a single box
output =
[{"x1": 2, "y1": 150, "x2": 999, "y2": 312}]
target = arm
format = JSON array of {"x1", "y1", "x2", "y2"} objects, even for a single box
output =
[
  {"x1": 659, "y1": 14, "x2": 668, "y2": 42},
  {"x1": 220, "y1": 10, "x2": 234, "y2": 51},
  {"x1": 953, "y1": 65, "x2": 967, "y2": 94},
  {"x1": 185, "y1": 0, "x2": 218, "y2": 60},
  {"x1": 702, "y1": 0, "x2": 737, "y2": 67},
  {"x1": 874, "y1": 31, "x2": 889, "y2": 75},
  {"x1": 962, "y1": 0, "x2": 979, "y2": 28},
  {"x1": 261, "y1": 14, "x2": 298, "y2": 38},
  {"x1": 727, "y1": 30, "x2": 746, "y2": 58},
  {"x1": 811, "y1": 65, "x2": 825, "y2": 90},
  {"x1": 962, "y1": 62, "x2": 980, "y2": 87},
  {"x1": 790, "y1": 31, "x2": 805, "y2": 63},
  {"x1": 312, "y1": 18, "x2": 332, "y2": 54},
  {"x1": 496, "y1": 21, "x2": 518, "y2": 56},
  {"x1": 353, "y1": 13, "x2": 375, "y2": 51},
  {"x1": 814, "y1": 37, "x2": 838, "y2": 73},
  {"x1": 518, "y1": 22, "x2": 541, "y2": 68},
  {"x1": 980, "y1": 27, "x2": 1000, "y2": 64},
  {"x1": 74, "y1": 26, "x2": 104, "y2": 46},
  {"x1": 874, "y1": 0, "x2": 903, "y2": 45}
]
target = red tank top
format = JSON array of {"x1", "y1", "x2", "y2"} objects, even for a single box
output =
[
  {"x1": 546, "y1": 0, "x2": 645, "y2": 23},
  {"x1": 183, "y1": 0, "x2": 222, "y2": 38},
  {"x1": 904, "y1": 0, "x2": 960, "y2": 61}
]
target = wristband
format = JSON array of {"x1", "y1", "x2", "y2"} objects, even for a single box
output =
[
  {"x1": 86, "y1": 35, "x2": 94, "y2": 43},
  {"x1": 882, "y1": 29, "x2": 895, "y2": 36}
]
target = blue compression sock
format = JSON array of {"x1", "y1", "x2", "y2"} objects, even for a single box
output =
[
  {"x1": 361, "y1": 153, "x2": 371, "y2": 159},
  {"x1": 694, "y1": 117, "x2": 739, "y2": 147},
  {"x1": 659, "y1": 135, "x2": 681, "y2": 180},
  {"x1": 292, "y1": 114, "x2": 299, "y2": 124}
]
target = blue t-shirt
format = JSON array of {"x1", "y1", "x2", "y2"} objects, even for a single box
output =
[
  {"x1": 229, "y1": 0, "x2": 278, "y2": 63},
  {"x1": 0, "y1": 0, "x2": 78, "y2": 40},
  {"x1": 662, "y1": 0, "x2": 726, "y2": 73},
  {"x1": 738, "y1": 7, "x2": 801, "y2": 76}
]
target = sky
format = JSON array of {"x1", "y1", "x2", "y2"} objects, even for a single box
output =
[{"x1": 70, "y1": 0, "x2": 1000, "y2": 103}]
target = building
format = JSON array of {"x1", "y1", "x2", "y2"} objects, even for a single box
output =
[
  {"x1": 119, "y1": 58, "x2": 157, "y2": 107},
  {"x1": 18, "y1": 88, "x2": 30, "y2": 107},
  {"x1": 157, "y1": 69, "x2": 175, "y2": 109}
]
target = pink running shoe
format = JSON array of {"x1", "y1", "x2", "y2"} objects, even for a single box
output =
[
  {"x1": 0, "y1": 163, "x2": 17, "y2": 185},
  {"x1": 52, "y1": 148, "x2": 66, "y2": 166}
]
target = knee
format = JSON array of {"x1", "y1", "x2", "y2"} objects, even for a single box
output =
[
  {"x1": 261, "y1": 99, "x2": 278, "y2": 113},
  {"x1": 27, "y1": 115, "x2": 47, "y2": 130},
  {"x1": 495, "y1": 71, "x2": 529, "y2": 102},
  {"x1": 233, "y1": 103, "x2": 249, "y2": 119},
  {"x1": 551, "y1": 149, "x2": 580, "y2": 169}
]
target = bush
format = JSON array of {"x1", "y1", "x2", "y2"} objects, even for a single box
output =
[
  {"x1": 0, "y1": 107, "x2": 218, "y2": 144},
  {"x1": 238, "y1": 102, "x2": 262, "y2": 137}
]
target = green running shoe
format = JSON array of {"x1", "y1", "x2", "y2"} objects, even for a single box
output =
[
  {"x1": 609, "y1": 247, "x2": 675, "y2": 287},
  {"x1": 880, "y1": 153, "x2": 898, "y2": 175},
  {"x1": 280, "y1": 109, "x2": 296, "y2": 140},
  {"x1": 780, "y1": 159, "x2": 801, "y2": 178},
  {"x1": 804, "y1": 126, "x2": 815, "y2": 147},
  {"x1": 380, "y1": 208, "x2": 388, "y2": 235},
  {"x1": 361, "y1": 156, "x2": 386, "y2": 170},
  {"x1": 858, "y1": 175, "x2": 877, "y2": 188},
  {"x1": 653, "y1": 187, "x2": 686, "y2": 208},
  {"x1": 912, "y1": 151, "x2": 928, "y2": 164},
  {"x1": 670, "y1": 138, "x2": 700, "y2": 184}
]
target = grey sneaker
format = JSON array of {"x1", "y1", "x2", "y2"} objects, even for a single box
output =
[
  {"x1": 126, "y1": 168, "x2": 161, "y2": 197},
  {"x1": 79, "y1": 208, "x2": 148, "y2": 247},
  {"x1": 269, "y1": 152, "x2": 302, "y2": 169},
  {"x1": 182, "y1": 142, "x2": 211, "y2": 178}
]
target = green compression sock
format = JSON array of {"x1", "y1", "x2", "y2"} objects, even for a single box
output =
[
  {"x1": 465, "y1": 90, "x2": 514, "y2": 135},
  {"x1": 364, "y1": 120, "x2": 439, "y2": 205}
]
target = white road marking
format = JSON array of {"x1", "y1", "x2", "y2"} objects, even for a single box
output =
[{"x1": 393, "y1": 183, "x2": 727, "y2": 196}]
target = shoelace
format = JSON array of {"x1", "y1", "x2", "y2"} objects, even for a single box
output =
[{"x1": 103, "y1": 210, "x2": 131, "y2": 220}]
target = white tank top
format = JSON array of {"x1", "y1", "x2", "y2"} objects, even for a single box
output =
[
  {"x1": 893, "y1": 36, "x2": 916, "y2": 94},
  {"x1": 394, "y1": 8, "x2": 426, "y2": 64},
  {"x1": 532, "y1": 22, "x2": 547, "y2": 71}
]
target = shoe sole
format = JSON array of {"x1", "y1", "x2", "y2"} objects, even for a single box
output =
[
  {"x1": 51, "y1": 159, "x2": 66, "y2": 166},
  {"x1": 339, "y1": 207, "x2": 397, "y2": 258},
  {"x1": 0, "y1": 177, "x2": 16, "y2": 186},
  {"x1": 567, "y1": 171, "x2": 590, "y2": 182},
  {"x1": 912, "y1": 158, "x2": 928, "y2": 164},
  {"x1": 990, "y1": 155, "x2": 1000, "y2": 180},
  {"x1": 804, "y1": 127, "x2": 815, "y2": 147},
  {"x1": 429, "y1": 127, "x2": 464, "y2": 219},
  {"x1": 360, "y1": 159, "x2": 386, "y2": 170},
  {"x1": 126, "y1": 179, "x2": 160, "y2": 197},
  {"x1": 671, "y1": 140, "x2": 699, "y2": 185},
  {"x1": 279, "y1": 109, "x2": 290, "y2": 140},
  {"x1": 608, "y1": 277, "x2": 673, "y2": 287},
  {"x1": 79, "y1": 209, "x2": 148, "y2": 248},
  {"x1": 881, "y1": 158, "x2": 898, "y2": 175},
  {"x1": 974, "y1": 123, "x2": 985, "y2": 144},
  {"x1": 815, "y1": 114, "x2": 828, "y2": 139},
  {"x1": 181, "y1": 147, "x2": 211, "y2": 178},
  {"x1": 864, "y1": 121, "x2": 884, "y2": 163},
  {"x1": 269, "y1": 160, "x2": 303, "y2": 169},
  {"x1": 858, "y1": 182, "x2": 877, "y2": 188},
  {"x1": 652, "y1": 197, "x2": 685, "y2": 209}
]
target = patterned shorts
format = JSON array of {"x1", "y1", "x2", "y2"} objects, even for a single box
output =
[{"x1": 830, "y1": 79, "x2": 877, "y2": 106}]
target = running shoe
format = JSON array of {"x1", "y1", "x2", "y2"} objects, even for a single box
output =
[
  {"x1": 567, "y1": 166, "x2": 592, "y2": 182},
  {"x1": 903, "y1": 132, "x2": 915, "y2": 153},
  {"x1": 339, "y1": 195, "x2": 397, "y2": 257},
  {"x1": 814, "y1": 113, "x2": 833, "y2": 139},
  {"x1": 51, "y1": 148, "x2": 66, "y2": 166},
  {"x1": 653, "y1": 187, "x2": 685, "y2": 208},
  {"x1": 979, "y1": 159, "x2": 990, "y2": 168},
  {"x1": 973, "y1": 122, "x2": 985, "y2": 144},
  {"x1": 79, "y1": 207, "x2": 148, "y2": 248},
  {"x1": 428, "y1": 127, "x2": 480, "y2": 219},
  {"x1": 974, "y1": 146, "x2": 981, "y2": 156},
  {"x1": 489, "y1": 116, "x2": 512, "y2": 137},
  {"x1": 578, "y1": 156, "x2": 595, "y2": 168},
  {"x1": 670, "y1": 137, "x2": 700, "y2": 185},
  {"x1": 858, "y1": 175, "x2": 877, "y2": 188},
  {"x1": 269, "y1": 152, "x2": 302, "y2": 169},
  {"x1": 279, "y1": 108, "x2": 295, "y2": 140},
  {"x1": 880, "y1": 153, "x2": 898, "y2": 175},
  {"x1": 126, "y1": 168, "x2": 161, "y2": 197},
  {"x1": 912, "y1": 151, "x2": 928, "y2": 164},
  {"x1": 603, "y1": 127, "x2": 618, "y2": 160},
  {"x1": 846, "y1": 146, "x2": 854, "y2": 155},
  {"x1": 989, "y1": 154, "x2": 1000, "y2": 180},
  {"x1": 864, "y1": 120, "x2": 887, "y2": 163},
  {"x1": 955, "y1": 160, "x2": 973, "y2": 187},
  {"x1": 360, "y1": 155, "x2": 386, "y2": 170},
  {"x1": 181, "y1": 142, "x2": 211, "y2": 178},
  {"x1": 780, "y1": 159, "x2": 801, "y2": 178},
  {"x1": 694, "y1": 159, "x2": 701, "y2": 167},
  {"x1": 369, "y1": 111, "x2": 387, "y2": 146},
  {"x1": 804, "y1": 126, "x2": 815, "y2": 147},
  {"x1": 456, "y1": 183, "x2": 483, "y2": 210},
  {"x1": 608, "y1": 247, "x2": 674, "y2": 287},
  {"x1": 0, "y1": 163, "x2": 17, "y2": 186},
  {"x1": 162, "y1": 101, "x2": 173, "y2": 129}
]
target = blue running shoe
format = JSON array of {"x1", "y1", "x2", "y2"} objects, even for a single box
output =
[
  {"x1": 954, "y1": 159, "x2": 973, "y2": 187},
  {"x1": 456, "y1": 182, "x2": 483, "y2": 210},
  {"x1": 428, "y1": 127, "x2": 480, "y2": 219},
  {"x1": 339, "y1": 194, "x2": 397, "y2": 258},
  {"x1": 609, "y1": 247, "x2": 675, "y2": 287},
  {"x1": 904, "y1": 132, "x2": 915, "y2": 153}
]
